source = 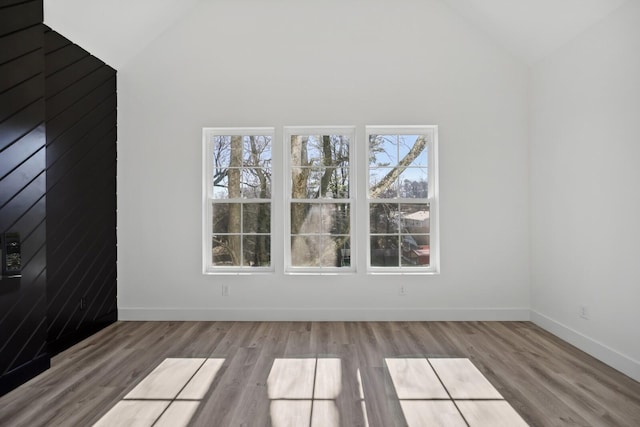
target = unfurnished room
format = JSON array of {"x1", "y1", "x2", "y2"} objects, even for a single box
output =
[{"x1": 1, "y1": 0, "x2": 639, "y2": 425}]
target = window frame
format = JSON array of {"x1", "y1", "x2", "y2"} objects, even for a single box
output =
[
  {"x1": 202, "y1": 127, "x2": 275, "y2": 274},
  {"x1": 365, "y1": 126, "x2": 439, "y2": 274},
  {"x1": 284, "y1": 126, "x2": 357, "y2": 274}
]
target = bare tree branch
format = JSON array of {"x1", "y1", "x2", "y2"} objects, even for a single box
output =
[{"x1": 369, "y1": 135, "x2": 427, "y2": 198}]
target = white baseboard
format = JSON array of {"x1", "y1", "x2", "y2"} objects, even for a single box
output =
[
  {"x1": 531, "y1": 310, "x2": 640, "y2": 382},
  {"x1": 118, "y1": 307, "x2": 530, "y2": 322}
]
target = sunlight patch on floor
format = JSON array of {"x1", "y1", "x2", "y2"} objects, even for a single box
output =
[
  {"x1": 386, "y1": 357, "x2": 529, "y2": 427},
  {"x1": 267, "y1": 358, "x2": 342, "y2": 427},
  {"x1": 93, "y1": 356, "x2": 528, "y2": 426},
  {"x1": 93, "y1": 358, "x2": 224, "y2": 427}
]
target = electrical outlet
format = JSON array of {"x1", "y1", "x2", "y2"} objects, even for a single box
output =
[
  {"x1": 222, "y1": 284, "x2": 230, "y2": 297},
  {"x1": 579, "y1": 305, "x2": 589, "y2": 320},
  {"x1": 398, "y1": 285, "x2": 407, "y2": 296}
]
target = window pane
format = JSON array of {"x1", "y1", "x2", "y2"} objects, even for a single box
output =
[
  {"x1": 243, "y1": 203, "x2": 271, "y2": 233},
  {"x1": 321, "y1": 236, "x2": 351, "y2": 267},
  {"x1": 291, "y1": 236, "x2": 321, "y2": 267},
  {"x1": 290, "y1": 136, "x2": 310, "y2": 167},
  {"x1": 243, "y1": 135, "x2": 272, "y2": 167},
  {"x1": 306, "y1": 168, "x2": 323, "y2": 198},
  {"x1": 226, "y1": 167, "x2": 242, "y2": 198},
  {"x1": 290, "y1": 235, "x2": 350, "y2": 268},
  {"x1": 369, "y1": 134, "x2": 398, "y2": 166},
  {"x1": 370, "y1": 236, "x2": 399, "y2": 267},
  {"x1": 291, "y1": 134, "x2": 350, "y2": 199},
  {"x1": 335, "y1": 238, "x2": 351, "y2": 267},
  {"x1": 212, "y1": 203, "x2": 241, "y2": 233},
  {"x1": 212, "y1": 235, "x2": 240, "y2": 266},
  {"x1": 297, "y1": 135, "x2": 350, "y2": 168},
  {"x1": 369, "y1": 133, "x2": 429, "y2": 201},
  {"x1": 243, "y1": 235, "x2": 270, "y2": 267},
  {"x1": 369, "y1": 167, "x2": 392, "y2": 186},
  {"x1": 213, "y1": 175, "x2": 229, "y2": 198},
  {"x1": 369, "y1": 203, "x2": 399, "y2": 233},
  {"x1": 223, "y1": 135, "x2": 243, "y2": 167},
  {"x1": 305, "y1": 136, "x2": 323, "y2": 166},
  {"x1": 398, "y1": 135, "x2": 428, "y2": 167},
  {"x1": 242, "y1": 168, "x2": 271, "y2": 198},
  {"x1": 291, "y1": 167, "x2": 321, "y2": 199},
  {"x1": 213, "y1": 135, "x2": 231, "y2": 168},
  {"x1": 291, "y1": 203, "x2": 322, "y2": 235},
  {"x1": 398, "y1": 169, "x2": 428, "y2": 198},
  {"x1": 292, "y1": 168, "x2": 351, "y2": 199},
  {"x1": 401, "y1": 235, "x2": 430, "y2": 267},
  {"x1": 325, "y1": 203, "x2": 350, "y2": 235},
  {"x1": 213, "y1": 134, "x2": 272, "y2": 200},
  {"x1": 322, "y1": 167, "x2": 350, "y2": 198},
  {"x1": 369, "y1": 167, "x2": 397, "y2": 198},
  {"x1": 401, "y1": 204, "x2": 430, "y2": 234}
]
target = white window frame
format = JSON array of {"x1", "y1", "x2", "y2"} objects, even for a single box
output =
[
  {"x1": 202, "y1": 127, "x2": 275, "y2": 274},
  {"x1": 284, "y1": 126, "x2": 357, "y2": 274},
  {"x1": 365, "y1": 126, "x2": 439, "y2": 274}
]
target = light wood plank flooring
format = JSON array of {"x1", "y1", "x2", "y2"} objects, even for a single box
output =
[{"x1": 0, "y1": 321, "x2": 639, "y2": 426}]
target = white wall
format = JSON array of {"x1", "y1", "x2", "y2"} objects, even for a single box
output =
[
  {"x1": 530, "y1": 0, "x2": 640, "y2": 380},
  {"x1": 117, "y1": 0, "x2": 530, "y2": 320}
]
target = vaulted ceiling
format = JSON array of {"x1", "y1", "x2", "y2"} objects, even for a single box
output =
[
  {"x1": 44, "y1": 0, "x2": 200, "y2": 69},
  {"x1": 44, "y1": 0, "x2": 628, "y2": 69},
  {"x1": 441, "y1": 0, "x2": 627, "y2": 63}
]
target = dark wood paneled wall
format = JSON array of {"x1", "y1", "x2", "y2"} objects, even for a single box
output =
[
  {"x1": 1, "y1": 2, "x2": 117, "y2": 396},
  {"x1": 44, "y1": 28, "x2": 117, "y2": 355},
  {"x1": 0, "y1": 0, "x2": 49, "y2": 395}
]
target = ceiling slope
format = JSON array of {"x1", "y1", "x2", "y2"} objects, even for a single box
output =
[
  {"x1": 441, "y1": 0, "x2": 627, "y2": 64},
  {"x1": 44, "y1": 0, "x2": 200, "y2": 69},
  {"x1": 44, "y1": 0, "x2": 628, "y2": 69}
]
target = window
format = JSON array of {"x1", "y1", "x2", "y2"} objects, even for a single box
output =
[
  {"x1": 367, "y1": 126, "x2": 438, "y2": 273},
  {"x1": 202, "y1": 125, "x2": 438, "y2": 275},
  {"x1": 202, "y1": 128, "x2": 273, "y2": 272},
  {"x1": 285, "y1": 127, "x2": 355, "y2": 273}
]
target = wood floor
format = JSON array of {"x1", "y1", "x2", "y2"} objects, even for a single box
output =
[{"x1": 0, "y1": 321, "x2": 638, "y2": 426}]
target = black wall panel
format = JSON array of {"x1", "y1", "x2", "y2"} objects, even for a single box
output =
[
  {"x1": 1, "y1": 3, "x2": 117, "y2": 396},
  {"x1": 44, "y1": 28, "x2": 117, "y2": 355},
  {"x1": 0, "y1": 0, "x2": 48, "y2": 395}
]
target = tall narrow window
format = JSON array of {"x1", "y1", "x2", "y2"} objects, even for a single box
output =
[
  {"x1": 285, "y1": 127, "x2": 355, "y2": 272},
  {"x1": 203, "y1": 128, "x2": 273, "y2": 272},
  {"x1": 367, "y1": 126, "x2": 438, "y2": 273}
]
